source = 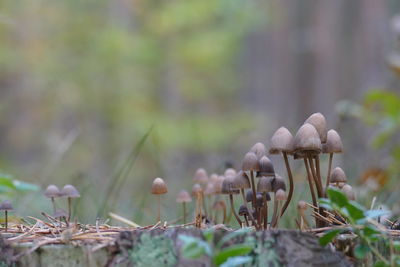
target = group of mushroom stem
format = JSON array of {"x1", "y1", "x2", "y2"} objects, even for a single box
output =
[{"x1": 44, "y1": 184, "x2": 80, "y2": 223}]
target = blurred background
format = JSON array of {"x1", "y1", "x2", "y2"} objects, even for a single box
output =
[{"x1": 1, "y1": 0, "x2": 400, "y2": 227}]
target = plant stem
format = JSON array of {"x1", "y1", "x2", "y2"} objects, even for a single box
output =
[
  {"x1": 326, "y1": 153, "x2": 333, "y2": 195},
  {"x1": 157, "y1": 195, "x2": 161, "y2": 222},
  {"x1": 280, "y1": 152, "x2": 294, "y2": 216},
  {"x1": 182, "y1": 203, "x2": 186, "y2": 224},
  {"x1": 229, "y1": 194, "x2": 242, "y2": 226}
]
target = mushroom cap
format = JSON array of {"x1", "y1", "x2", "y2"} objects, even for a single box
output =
[
  {"x1": 250, "y1": 142, "x2": 266, "y2": 159},
  {"x1": 224, "y1": 168, "x2": 237, "y2": 178},
  {"x1": 258, "y1": 156, "x2": 275, "y2": 177},
  {"x1": 275, "y1": 189, "x2": 287, "y2": 201},
  {"x1": 204, "y1": 183, "x2": 215, "y2": 196},
  {"x1": 191, "y1": 183, "x2": 203, "y2": 196},
  {"x1": 341, "y1": 184, "x2": 355, "y2": 200},
  {"x1": 151, "y1": 178, "x2": 168, "y2": 195},
  {"x1": 293, "y1": 123, "x2": 322, "y2": 154},
  {"x1": 330, "y1": 167, "x2": 347, "y2": 183},
  {"x1": 54, "y1": 208, "x2": 68, "y2": 218},
  {"x1": 245, "y1": 190, "x2": 253, "y2": 202},
  {"x1": 60, "y1": 184, "x2": 80, "y2": 198},
  {"x1": 322, "y1": 129, "x2": 343, "y2": 154},
  {"x1": 193, "y1": 168, "x2": 208, "y2": 184},
  {"x1": 221, "y1": 175, "x2": 239, "y2": 194},
  {"x1": 209, "y1": 173, "x2": 219, "y2": 184},
  {"x1": 269, "y1": 127, "x2": 294, "y2": 154},
  {"x1": 257, "y1": 176, "x2": 273, "y2": 193},
  {"x1": 233, "y1": 171, "x2": 250, "y2": 189},
  {"x1": 44, "y1": 184, "x2": 61, "y2": 198},
  {"x1": 176, "y1": 190, "x2": 192, "y2": 203},
  {"x1": 242, "y1": 152, "x2": 260, "y2": 172},
  {"x1": 271, "y1": 174, "x2": 286, "y2": 192},
  {"x1": 304, "y1": 113, "x2": 327, "y2": 143},
  {"x1": 256, "y1": 193, "x2": 264, "y2": 207},
  {"x1": 238, "y1": 205, "x2": 249, "y2": 216},
  {"x1": 297, "y1": 200, "x2": 308, "y2": 210},
  {"x1": 0, "y1": 200, "x2": 13, "y2": 211},
  {"x1": 212, "y1": 176, "x2": 225, "y2": 194}
]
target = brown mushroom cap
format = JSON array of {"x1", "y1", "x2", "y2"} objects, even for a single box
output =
[
  {"x1": 256, "y1": 193, "x2": 264, "y2": 207},
  {"x1": 221, "y1": 176, "x2": 239, "y2": 195},
  {"x1": 322, "y1": 129, "x2": 343, "y2": 154},
  {"x1": 151, "y1": 178, "x2": 168, "y2": 195},
  {"x1": 60, "y1": 185, "x2": 80, "y2": 198},
  {"x1": 54, "y1": 208, "x2": 68, "y2": 218},
  {"x1": 44, "y1": 185, "x2": 61, "y2": 198},
  {"x1": 224, "y1": 168, "x2": 237, "y2": 178},
  {"x1": 304, "y1": 113, "x2": 327, "y2": 143},
  {"x1": 191, "y1": 183, "x2": 202, "y2": 197},
  {"x1": 271, "y1": 174, "x2": 286, "y2": 192},
  {"x1": 242, "y1": 152, "x2": 260, "y2": 172},
  {"x1": 193, "y1": 168, "x2": 208, "y2": 184},
  {"x1": 0, "y1": 200, "x2": 13, "y2": 211},
  {"x1": 233, "y1": 171, "x2": 250, "y2": 189},
  {"x1": 212, "y1": 200, "x2": 226, "y2": 210},
  {"x1": 276, "y1": 189, "x2": 287, "y2": 201},
  {"x1": 258, "y1": 156, "x2": 275, "y2": 177},
  {"x1": 209, "y1": 173, "x2": 219, "y2": 184},
  {"x1": 238, "y1": 205, "x2": 249, "y2": 216},
  {"x1": 250, "y1": 142, "x2": 266, "y2": 159},
  {"x1": 245, "y1": 190, "x2": 253, "y2": 202},
  {"x1": 297, "y1": 200, "x2": 308, "y2": 210},
  {"x1": 341, "y1": 184, "x2": 355, "y2": 200},
  {"x1": 257, "y1": 176, "x2": 273, "y2": 193},
  {"x1": 176, "y1": 190, "x2": 192, "y2": 203},
  {"x1": 269, "y1": 127, "x2": 294, "y2": 154},
  {"x1": 330, "y1": 167, "x2": 347, "y2": 184},
  {"x1": 212, "y1": 176, "x2": 225, "y2": 194},
  {"x1": 204, "y1": 183, "x2": 215, "y2": 196},
  {"x1": 293, "y1": 123, "x2": 322, "y2": 154}
]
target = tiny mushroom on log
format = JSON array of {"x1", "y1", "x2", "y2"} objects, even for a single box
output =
[
  {"x1": 193, "y1": 168, "x2": 209, "y2": 185},
  {"x1": 342, "y1": 184, "x2": 355, "y2": 200},
  {"x1": 250, "y1": 142, "x2": 267, "y2": 160},
  {"x1": 272, "y1": 189, "x2": 287, "y2": 228},
  {"x1": 257, "y1": 176, "x2": 273, "y2": 229},
  {"x1": 0, "y1": 200, "x2": 13, "y2": 232},
  {"x1": 323, "y1": 129, "x2": 343, "y2": 190},
  {"x1": 330, "y1": 167, "x2": 347, "y2": 188},
  {"x1": 44, "y1": 185, "x2": 61, "y2": 214},
  {"x1": 242, "y1": 152, "x2": 260, "y2": 215},
  {"x1": 221, "y1": 175, "x2": 242, "y2": 226},
  {"x1": 60, "y1": 184, "x2": 80, "y2": 222},
  {"x1": 176, "y1": 190, "x2": 192, "y2": 224},
  {"x1": 151, "y1": 178, "x2": 168, "y2": 222}
]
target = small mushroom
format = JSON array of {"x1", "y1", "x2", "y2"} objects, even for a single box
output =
[
  {"x1": 297, "y1": 201, "x2": 309, "y2": 230},
  {"x1": 323, "y1": 129, "x2": 343, "y2": 190},
  {"x1": 193, "y1": 168, "x2": 209, "y2": 185},
  {"x1": 0, "y1": 200, "x2": 13, "y2": 232},
  {"x1": 238, "y1": 205, "x2": 250, "y2": 227},
  {"x1": 233, "y1": 171, "x2": 257, "y2": 227},
  {"x1": 224, "y1": 168, "x2": 237, "y2": 178},
  {"x1": 176, "y1": 190, "x2": 192, "y2": 224},
  {"x1": 221, "y1": 175, "x2": 242, "y2": 226},
  {"x1": 151, "y1": 178, "x2": 168, "y2": 222},
  {"x1": 257, "y1": 176, "x2": 273, "y2": 229},
  {"x1": 304, "y1": 113, "x2": 327, "y2": 143},
  {"x1": 212, "y1": 200, "x2": 227, "y2": 224},
  {"x1": 341, "y1": 184, "x2": 355, "y2": 200},
  {"x1": 271, "y1": 189, "x2": 286, "y2": 228},
  {"x1": 250, "y1": 142, "x2": 266, "y2": 159},
  {"x1": 242, "y1": 152, "x2": 260, "y2": 214},
  {"x1": 44, "y1": 185, "x2": 61, "y2": 214},
  {"x1": 54, "y1": 208, "x2": 69, "y2": 226},
  {"x1": 60, "y1": 185, "x2": 80, "y2": 222},
  {"x1": 330, "y1": 167, "x2": 347, "y2": 188},
  {"x1": 258, "y1": 156, "x2": 275, "y2": 177}
]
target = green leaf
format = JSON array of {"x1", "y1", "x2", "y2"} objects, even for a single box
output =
[
  {"x1": 345, "y1": 201, "x2": 366, "y2": 222},
  {"x1": 0, "y1": 175, "x2": 15, "y2": 189},
  {"x1": 216, "y1": 228, "x2": 252, "y2": 249},
  {"x1": 214, "y1": 244, "x2": 253, "y2": 266},
  {"x1": 362, "y1": 225, "x2": 381, "y2": 240},
  {"x1": 354, "y1": 243, "x2": 370, "y2": 259},
  {"x1": 393, "y1": 241, "x2": 400, "y2": 251},
  {"x1": 319, "y1": 229, "x2": 342, "y2": 246},
  {"x1": 318, "y1": 198, "x2": 333, "y2": 210},
  {"x1": 220, "y1": 256, "x2": 252, "y2": 267},
  {"x1": 373, "y1": 260, "x2": 389, "y2": 267},
  {"x1": 326, "y1": 187, "x2": 348, "y2": 208},
  {"x1": 179, "y1": 235, "x2": 212, "y2": 258},
  {"x1": 12, "y1": 180, "x2": 40, "y2": 191},
  {"x1": 203, "y1": 229, "x2": 214, "y2": 243}
]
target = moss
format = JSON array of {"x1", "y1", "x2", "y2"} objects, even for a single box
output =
[
  {"x1": 248, "y1": 233, "x2": 281, "y2": 267},
  {"x1": 129, "y1": 233, "x2": 177, "y2": 267}
]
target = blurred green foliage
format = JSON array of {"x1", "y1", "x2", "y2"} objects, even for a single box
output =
[{"x1": 0, "y1": 171, "x2": 39, "y2": 196}]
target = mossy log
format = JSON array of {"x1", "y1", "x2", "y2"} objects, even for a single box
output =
[{"x1": 1, "y1": 229, "x2": 352, "y2": 267}]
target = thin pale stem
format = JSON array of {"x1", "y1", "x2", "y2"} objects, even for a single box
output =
[
  {"x1": 273, "y1": 201, "x2": 282, "y2": 228},
  {"x1": 315, "y1": 156, "x2": 322, "y2": 192},
  {"x1": 280, "y1": 152, "x2": 294, "y2": 216},
  {"x1": 304, "y1": 158, "x2": 319, "y2": 226},
  {"x1": 249, "y1": 171, "x2": 257, "y2": 214},
  {"x1": 157, "y1": 195, "x2": 161, "y2": 222},
  {"x1": 326, "y1": 153, "x2": 333, "y2": 195},
  {"x1": 202, "y1": 192, "x2": 207, "y2": 217},
  {"x1": 308, "y1": 157, "x2": 323, "y2": 197},
  {"x1": 229, "y1": 194, "x2": 242, "y2": 226},
  {"x1": 240, "y1": 189, "x2": 257, "y2": 228},
  {"x1": 270, "y1": 196, "x2": 278, "y2": 228},
  {"x1": 67, "y1": 198, "x2": 72, "y2": 222},
  {"x1": 263, "y1": 193, "x2": 268, "y2": 230},
  {"x1": 182, "y1": 203, "x2": 186, "y2": 224},
  {"x1": 51, "y1": 197, "x2": 56, "y2": 215}
]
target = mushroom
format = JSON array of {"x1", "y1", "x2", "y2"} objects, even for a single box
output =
[
  {"x1": 60, "y1": 185, "x2": 80, "y2": 222},
  {"x1": 323, "y1": 129, "x2": 343, "y2": 190},
  {"x1": 176, "y1": 190, "x2": 192, "y2": 224},
  {"x1": 193, "y1": 168, "x2": 209, "y2": 185},
  {"x1": 233, "y1": 171, "x2": 257, "y2": 227},
  {"x1": 44, "y1": 185, "x2": 61, "y2": 214},
  {"x1": 257, "y1": 176, "x2": 273, "y2": 229},
  {"x1": 341, "y1": 184, "x2": 355, "y2": 200},
  {"x1": 221, "y1": 175, "x2": 242, "y2": 226},
  {"x1": 238, "y1": 205, "x2": 250, "y2": 227},
  {"x1": 304, "y1": 113, "x2": 327, "y2": 143},
  {"x1": 330, "y1": 167, "x2": 347, "y2": 188},
  {"x1": 54, "y1": 208, "x2": 69, "y2": 226},
  {"x1": 269, "y1": 127, "x2": 295, "y2": 217},
  {"x1": 192, "y1": 183, "x2": 203, "y2": 223},
  {"x1": 297, "y1": 200, "x2": 309, "y2": 230},
  {"x1": 151, "y1": 178, "x2": 168, "y2": 222},
  {"x1": 257, "y1": 156, "x2": 275, "y2": 177},
  {"x1": 224, "y1": 168, "x2": 237, "y2": 178},
  {"x1": 242, "y1": 152, "x2": 260, "y2": 215},
  {"x1": 0, "y1": 200, "x2": 13, "y2": 232},
  {"x1": 270, "y1": 175, "x2": 287, "y2": 227},
  {"x1": 212, "y1": 200, "x2": 227, "y2": 224},
  {"x1": 250, "y1": 142, "x2": 266, "y2": 160},
  {"x1": 271, "y1": 189, "x2": 286, "y2": 228}
]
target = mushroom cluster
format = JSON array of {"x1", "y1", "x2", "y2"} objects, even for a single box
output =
[{"x1": 44, "y1": 184, "x2": 80, "y2": 223}]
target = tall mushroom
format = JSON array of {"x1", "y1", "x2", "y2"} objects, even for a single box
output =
[
  {"x1": 323, "y1": 129, "x2": 343, "y2": 190},
  {"x1": 297, "y1": 201, "x2": 309, "y2": 230},
  {"x1": 269, "y1": 127, "x2": 295, "y2": 216},
  {"x1": 0, "y1": 200, "x2": 13, "y2": 232},
  {"x1": 233, "y1": 170, "x2": 257, "y2": 227},
  {"x1": 192, "y1": 183, "x2": 203, "y2": 222},
  {"x1": 193, "y1": 168, "x2": 209, "y2": 185},
  {"x1": 60, "y1": 185, "x2": 80, "y2": 222},
  {"x1": 257, "y1": 176, "x2": 273, "y2": 229},
  {"x1": 271, "y1": 189, "x2": 286, "y2": 228},
  {"x1": 242, "y1": 152, "x2": 260, "y2": 215},
  {"x1": 270, "y1": 175, "x2": 286, "y2": 228},
  {"x1": 176, "y1": 190, "x2": 192, "y2": 224},
  {"x1": 44, "y1": 185, "x2": 61, "y2": 214},
  {"x1": 221, "y1": 175, "x2": 242, "y2": 226},
  {"x1": 151, "y1": 178, "x2": 168, "y2": 222},
  {"x1": 250, "y1": 142, "x2": 266, "y2": 160}
]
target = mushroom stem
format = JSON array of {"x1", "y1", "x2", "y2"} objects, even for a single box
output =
[
  {"x1": 5, "y1": 210, "x2": 8, "y2": 232},
  {"x1": 221, "y1": 204, "x2": 227, "y2": 224},
  {"x1": 326, "y1": 153, "x2": 333, "y2": 193},
  {"x1": 229, "y1": 194, "x2": 242, "y2": 226},
  {"x1": 272, "y1": 201, "x2": 282, "y2": 228},
  {"x1": 182, "y1": 202, "x2": 186, "y2": 224},
  {"x1": 308, "y1": 157, "x2": 323, "y2": 197},
  {"x1": 270, "y1": 196, "x2": 278, "y2": 228},
  {"x1": 240, "y1": 189, "x2": 258, "y2": 228},
  {"x1": 202, "y1": 192, "x2": 207, "y2": 217},
  {"x1": 263, "y1": 193, "x2": 268, "y2": 230},
  {"x1": 67, "y1": 197, "x2": 72, "y2": 222},
  {"x1": 244, "y1": 215, "x2": 249, "y2": 227},
  {"x1": 51, "y1": 197, "x2": 56, "y2": 215},
  {"x1": 249, "y1": 171, "x2": 257, "y2": 214},
  {"x1": 303, "y1": 158, "x2": 319, "y2": 226},
  {"x1": 280, "y1": 152, "x2": 294, "y2": 217},
  {"x1": 157, "y1": 195, "x2": 161, "y2": 222}
]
